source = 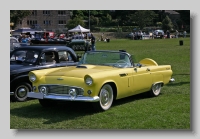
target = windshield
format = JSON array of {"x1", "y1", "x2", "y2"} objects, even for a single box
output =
[
  {"x1": 78, "y1": 51, "x2": 133, "y2": 68},
  {"x1": 10, "y1": 50, "x2": 39, "y2": 64}
]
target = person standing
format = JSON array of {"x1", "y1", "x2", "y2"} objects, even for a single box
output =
[
  {"x1": 90, "y1": 33, "x2": 96, "y2": 51},
  {"x1": 176, "y1": 30, "x2": 179, "y2": 38},
  {"x1": 166, "y1": 30, "x2": 170, "y2": 38},
  {"x1": 183, "y1": 31, "x2": 187, "y2": 38}
]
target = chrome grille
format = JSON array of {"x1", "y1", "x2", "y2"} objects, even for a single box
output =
[{"x1": 38, "y1": 85, "x2": 84, "y2": 95}]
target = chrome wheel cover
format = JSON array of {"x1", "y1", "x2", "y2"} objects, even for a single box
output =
[
  {"x1": 15, "y1": 85, "x2": 29, "y2": 100},
  {"x1": 99, "y1": 84, "x2": 113, "y2": 110},
  {"x1": 152, "y1": 83, "x2": 161, "y2": 96}
]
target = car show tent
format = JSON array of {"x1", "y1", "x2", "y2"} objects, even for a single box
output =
[{"x1": 68, "y1": 25, "x2": 90, "y2": 32}]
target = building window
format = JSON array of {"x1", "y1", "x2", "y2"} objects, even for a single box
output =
[
  {"x1": 44, "y1": 20, "x2": 51, "y2": 25},
  {"x1": 58, "y1": 10, "x2": 66, "y2": 16},
  {"x1": 27, "y1": 20, "x2": 37, "y2": 25},
  {"x1": 32, "y1": 10, "x2": 37, "y2": 16},
  {"x1": 58, "y1": 20, "x2": 66, "y2": 25},
  {"x1": 43, "y1": 10, "x2": 50, "y2": 15}
]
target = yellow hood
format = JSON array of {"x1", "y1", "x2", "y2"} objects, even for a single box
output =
[{"x1": 45, "y1": 65, "x2": 116, "y2": 78}]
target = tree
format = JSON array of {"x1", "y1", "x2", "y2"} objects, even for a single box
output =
[
  {"x1": 162, "y1": 15, "x2": 173, "y2": 31},
  {"x1": 10, "y1": 10, "x2": 32, "y2": 28},
  {"x1": 130, "y1": 10, "x2": 157, "y2": 30},
  {"x1": 66, "y1": 17, "x2": 85, "y2": 29},
  {"x1": 90, "y1": 15, "x2": 99, "y2": 26}
]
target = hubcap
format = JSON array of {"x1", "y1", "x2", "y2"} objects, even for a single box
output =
[
  {"x1": 17, "y1": 86, "x2": 28, "y2": 98},
  {"x1": 152, "y1": 84, "x2": 161, "y2": 95},
  {"x1": 99, "y1": 84, "x2": 113, "y2": 110},
  {"x1": 101, "y1": 90, "x2": 109, "y2": 106}
]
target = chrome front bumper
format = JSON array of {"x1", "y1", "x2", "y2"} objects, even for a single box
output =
[
  {"x1": 27, "y1": 92, "x2": 100, "y2": 102},
  {"x1": 169, "y1": 78, "x2": 175, "y2": 82}
]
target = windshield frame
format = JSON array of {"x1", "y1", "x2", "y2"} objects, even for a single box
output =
[{"x1": 78, "y1": 51, "x2": 134, "y2": 68}]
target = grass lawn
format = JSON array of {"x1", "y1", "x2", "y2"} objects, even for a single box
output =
[{"x1": 10, "y1": 38, "x2": 190, "y2": 129}]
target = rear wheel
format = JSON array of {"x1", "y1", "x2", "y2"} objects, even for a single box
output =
[
  {"x1": 149, "y1": 83, "x2": 162, "y2": 97},
  {"x1": 92, "y1": 84, "x2": 114, "y2": 111},
  {"x1": 12, "y1": 82, "x2": 31, "y2": 102}
]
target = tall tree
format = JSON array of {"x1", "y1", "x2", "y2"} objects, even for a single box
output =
[
  {"x1": 162, "y1": 15, "x2": 173, "y2": 31},
  {"x1": 130, "y1": 10, "x2": 157, "y2": 30},
  {"x1": 10, "y1": 10, "x2": 32, "y2": 28},
  {"x1": 66, "y1": 17, "x2": 85, "y2": 29}
]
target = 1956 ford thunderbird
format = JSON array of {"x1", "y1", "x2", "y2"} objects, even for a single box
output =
[{"x1": 28, "y1": 50, "x2": 175, "y2": 111}]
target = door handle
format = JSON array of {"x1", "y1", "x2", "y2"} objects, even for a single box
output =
[{"x1": 119, "y1": 73, "x2": 128, "y2": 77}]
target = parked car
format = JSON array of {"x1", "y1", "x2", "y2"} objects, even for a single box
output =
[
  {"x1": 67, "y1": 39, "x2": 91, "y2": 51},
  {"x1": 10, "y1": 45, "x2": 80, "y2": 102},
  {"x1": 10, "y1": 37, "x2": 19, "y2": 52},
  {"x1": 125, "y1": 32, "x2": 134, "y2": 39},
  {"x1": 27, "y1": 50, "x2": 175, "y2": 111},
  {"x1": 153, "y1": 30, "x2": 164, "y2": 39}
]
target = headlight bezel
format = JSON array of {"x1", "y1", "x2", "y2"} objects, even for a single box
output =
[
  {"x1": 84, "y1": 75, "x2": 93, "y2": 86},
  {"x1": 29, "y1": 73, "x2": 37, "y2": 82}
]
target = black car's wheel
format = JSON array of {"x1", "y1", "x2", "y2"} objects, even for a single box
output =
[
  {"x1": 13, "y1": 82, "x2": 31, "y2": 102},
  {"x1": 149, "y1": 83, "x2": 162, "y2": 97},
  {"x1": 39, "y1": 99, "x2": 57, "y2": 107},
  {"x1": 93, "y1": 84, "x2": 114, "y2": 111}
]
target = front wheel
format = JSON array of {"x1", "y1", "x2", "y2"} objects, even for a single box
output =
[
  {"x1": 92, "y1": 84, "x2": 114, "y2": 111},
  {"x1": 12, "y1": 82, "x2": 32, "y2": 102}
]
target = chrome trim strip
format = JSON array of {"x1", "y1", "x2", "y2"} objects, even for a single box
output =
[
  {"x1": 27, "y1": 92, "x2": 100, "y2": 102},
  {"x1": 10, "y1": 92, "x2": 14, "y2": 96}
]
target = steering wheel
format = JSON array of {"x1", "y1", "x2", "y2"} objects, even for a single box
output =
[{"x1": 113, "y1": 60, "x2": 129, "y2": 68}]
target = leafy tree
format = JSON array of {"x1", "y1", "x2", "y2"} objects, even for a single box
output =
[
  {"x1": 66, "y1": 17, "x2": 85, "y2": 29},
  {"x1": 162, "y1": 15, "x2": 173, "y2": 31},
  {"x1": 90, "y1": 15, "x2": 99, "y2": 26},
  {"x1": 100, "y1": 13, "x2": 112, "y2": 26},
  {"x1": 10, "y1": 10, "x2": 32, "y2": 28},
  {"x1": 130, "y1": 10, "x2": 157, "y2": 30}
]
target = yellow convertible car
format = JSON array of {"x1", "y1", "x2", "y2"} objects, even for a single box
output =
[{"x1": 28, "y1": 50, "x2": 175, "y2": 111}]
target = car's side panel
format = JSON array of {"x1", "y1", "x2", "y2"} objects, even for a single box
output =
[{"x1": 131, "y1": 67, "x2": 153, "y2": 95}]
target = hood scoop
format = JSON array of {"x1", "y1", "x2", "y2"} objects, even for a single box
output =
[{"x1": 76, "y1": 65, "x2": 87, "y2": 68}]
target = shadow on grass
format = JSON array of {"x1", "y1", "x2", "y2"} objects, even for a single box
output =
[
  {"x1": 10, "y1": 92, "x2": 151, "y2": 124},
  {"x1": 166, "y1": 81, "x2": 190, "y2": 87}
]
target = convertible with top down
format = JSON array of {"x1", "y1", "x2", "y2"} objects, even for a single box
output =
[{"x1": 27, "y1": 50, "x2": 175, "y2": 111}]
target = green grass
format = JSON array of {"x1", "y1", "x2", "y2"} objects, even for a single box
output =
[{"x1": 10, "y1": 38, "x2": 190, "y2": 129}]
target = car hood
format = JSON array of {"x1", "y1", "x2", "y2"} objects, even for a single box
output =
[{"x1": 44, "y1": 65, "x2": 117, "y2": 78}]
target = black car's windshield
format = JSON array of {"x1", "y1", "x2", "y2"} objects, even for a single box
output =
[
  {"x1": 10, "y1": 50, "x2": 39, "y2": 64},
  {"x1": 78, "y1": 51, "x2": 133, "y2": 68}
]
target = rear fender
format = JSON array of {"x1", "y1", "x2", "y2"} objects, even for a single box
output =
[{"x1": 139, "y1": 58, "x2": 158, "y2": 66}]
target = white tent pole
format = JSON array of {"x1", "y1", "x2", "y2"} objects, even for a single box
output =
[{"x1": 89, "y1": 10, "x2": 90, "y2": 31}]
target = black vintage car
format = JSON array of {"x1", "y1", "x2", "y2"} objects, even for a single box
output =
[
  {"x1": 67, "y1": 39, "x2": 91, "y2": 51},
  {"x1": 10, "y1": 45, "x2": 80, "y2": 102}
]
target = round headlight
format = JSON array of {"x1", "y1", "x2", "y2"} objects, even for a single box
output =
[
  {"x1": 85, "y1": 76, "x2": 93, "y2": 86},
  {"x1": 29, "y1": 73, "x2": 36, "y2": 82}
]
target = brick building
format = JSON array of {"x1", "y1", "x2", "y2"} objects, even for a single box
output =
[{"x1": 14, "y1": 10, "x2": 71, "y2": 33}]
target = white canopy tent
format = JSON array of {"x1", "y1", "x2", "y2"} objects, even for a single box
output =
[{"x1": 68, "y1": 25, "x2": 90, "y2": 33}]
